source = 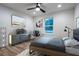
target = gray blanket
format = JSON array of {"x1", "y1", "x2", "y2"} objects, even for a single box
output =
[{"x1": 31, "y1": 36, "x2": 65, "y2": 52}]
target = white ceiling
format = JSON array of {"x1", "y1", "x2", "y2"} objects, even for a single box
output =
[{"x1": 1, "y1": 3, "x2": 76, "y2": 16}]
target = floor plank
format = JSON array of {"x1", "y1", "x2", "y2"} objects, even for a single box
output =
[{"x1": 0, "y1": 41, "x2": 30, "y2": 56}]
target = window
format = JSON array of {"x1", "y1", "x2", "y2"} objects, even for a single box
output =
[{"x1": 45, "y1": 17, "x2": 53, "y2": 33}]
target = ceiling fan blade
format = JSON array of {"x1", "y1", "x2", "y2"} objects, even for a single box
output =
[
  {"x1": 27, "y1": 7, "x2": 36, "y2": 10},
  {"x1": 40, "y1": 8, "x2": 46, "y2": 13}
]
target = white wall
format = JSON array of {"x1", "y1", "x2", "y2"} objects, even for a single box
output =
[
  {"x1": 0, "y1": 5, "x2": 34, "y2": 47},
  {"x1": 34, "y1": 9, "x2": 74, "y2": 38}
]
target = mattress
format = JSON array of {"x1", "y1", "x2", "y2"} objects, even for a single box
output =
[
  {"x1": 31, "y1": 36, "x2": 65, "y2": 52},
  {"x1": 66, "y1": 45, "x2": 79, "y2": 55}
]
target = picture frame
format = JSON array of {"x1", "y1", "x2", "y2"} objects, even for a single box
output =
[{"x1": 11, "y1": 15, "x2": 25, "y2": 26}]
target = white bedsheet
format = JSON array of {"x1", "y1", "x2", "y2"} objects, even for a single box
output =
[
  {"x1": 66, "y1": 47, "x2": 79, "y2": 55},
  {"x1": 62, "y1": 37, "x2": 79, "y2": 55}
]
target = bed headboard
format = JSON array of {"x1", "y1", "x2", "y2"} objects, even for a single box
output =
[{"x1": 73, "y1": 28, "x2": 79, "y2": 41}]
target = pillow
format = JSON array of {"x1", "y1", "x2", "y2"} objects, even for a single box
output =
[
  {"x1": 62, "y1": 37, "x2": 70, "y2": 41},
  {"x1": 63, "y1": 37, "x2": 79, "y2": 47}
]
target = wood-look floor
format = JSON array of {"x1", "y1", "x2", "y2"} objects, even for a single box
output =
[{"x1": 0, "y1": 41, "x2": 30, "y2": 56}]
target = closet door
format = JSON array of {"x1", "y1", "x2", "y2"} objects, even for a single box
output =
[
  {"x1": 0, "y1": 27, "x2": 2, "y2": 47},
  {"x1": 0, "y1": 27, "x2": 6, "y2": 47},
  {"x1": 77, "y1": 17, "x2": 79, "y2": 28}
]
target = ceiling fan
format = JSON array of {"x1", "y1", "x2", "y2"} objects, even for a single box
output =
[{"x1": 27, "y1": 3, "x2": 46, "y2": 13}]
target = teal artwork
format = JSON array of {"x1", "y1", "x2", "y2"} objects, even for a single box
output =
[{"x1": 45, "y1": 17, "x2": 53, "y2": 33}]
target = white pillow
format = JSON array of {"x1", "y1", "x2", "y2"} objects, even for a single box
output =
[
  {"x1": 63, "y1": 37, "x2": 79, "y2": 47},
  {"x1": 62, "y1": 37, "x2": 70, "y2": 41}
]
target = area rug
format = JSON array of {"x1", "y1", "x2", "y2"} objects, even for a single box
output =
[
  {"x1": 17, "y1": 48, "x2": 47, "y2": 56},
  {"x1": 17, "y1": 49, "x2": 29, "y2": 56}
]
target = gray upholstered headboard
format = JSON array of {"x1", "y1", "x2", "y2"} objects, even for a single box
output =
[{"x1": 73, "y1": 28, "x2": 79, "y2": 41}]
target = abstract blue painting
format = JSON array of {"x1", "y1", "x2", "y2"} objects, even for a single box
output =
[{"x1": 45, "y1": 17, "x2": 53, "y2": 33}]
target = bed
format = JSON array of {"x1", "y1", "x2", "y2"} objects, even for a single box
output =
[
  {"x1": 65, "y1": 28, "x2": 79, "y2": 55},
  {"x1": 30, "y1": 36, "x2": 70, "y2": 56},
  {"x1": 29, "y1": 29, "x2": 79, "y2": 56}
]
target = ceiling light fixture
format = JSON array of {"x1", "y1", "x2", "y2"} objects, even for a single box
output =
[
  {"x1": 38, "y1": 4, "x2": 40, "y2": 6},
  {"x1": 57, "y1": 4, "x2": 62, "y2": 8},
  {"x1": 36, "y1": 7, "x2": 40, "y2": 11}
]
